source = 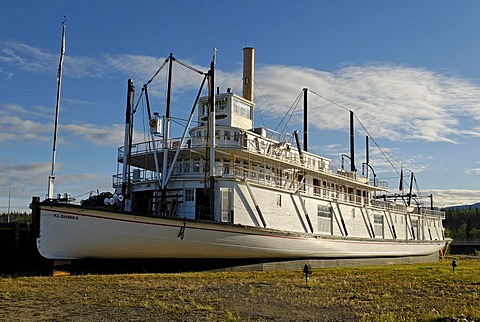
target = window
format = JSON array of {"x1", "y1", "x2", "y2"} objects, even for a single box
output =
[
  {"x1": 232, "y1": 98, "x2": 252, "y2": 119},
  {"x1": 185, "y1": 188, "x2": 194, "y2": 202},
  {"x1": 317, "y1": 205, "x2": 332, "y2": 234},
  {"x1": 183, "y1": 160, "x2": 190, "y2": 173},
  {"x1": 373, "y1": 214, "x2": 384, "y2": 238},
  {"x1": 223, "y1": 160, "x2": 230, "y2": 175},
  {"x1": 193, "y1": 158, "x2": 200, "y2": 173},
  {"x1": 276, "y1": 194, "x2": 282, "y2": 207},
  {"x1": 224, "y1": 131, "x2": 231, "y2": 140},
  {"x1": 201, "y1": 102, "x2": 208, "y2": 116},
  {"x1": 220, "y1": 188, "x2": 232, "y2": 222},
  {"x1": 313, "y1": 178, "x2": 320, "y2": 196}
]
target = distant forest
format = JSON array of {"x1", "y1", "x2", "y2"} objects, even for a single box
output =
[
  {"x1": 443, "y1": 208, "x2": 480, "y2": 241},
  {"x1": 0, "y1": 212, "x2": 31, "y2": 223},
  {"x1": 2, "y1": 209, "x2": 479, "y2": 241}
]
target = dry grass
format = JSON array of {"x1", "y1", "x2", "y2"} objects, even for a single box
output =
[{"x1": 1, "y1": 258, "x2": 479, "y2": 321}]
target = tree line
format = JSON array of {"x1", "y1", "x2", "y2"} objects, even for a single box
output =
[
  {"x1": 443, "y1": 207, "x2": 480, "y2": 241},
  {"x1": 0, "y1": 212, "x2": 32, "y2": 223}
]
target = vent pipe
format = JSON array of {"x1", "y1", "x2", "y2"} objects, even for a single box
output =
[{"x1": 242, "y1": 47, "x2": 255, "y2": 102}]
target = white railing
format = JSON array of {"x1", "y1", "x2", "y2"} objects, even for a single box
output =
[{"x1": 415, "y1": 207, "x2": 446, "y2": 219}]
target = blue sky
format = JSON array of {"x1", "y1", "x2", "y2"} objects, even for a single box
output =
[{"x1": 1, "y1": 0, "x2": 480, "y2": 212}]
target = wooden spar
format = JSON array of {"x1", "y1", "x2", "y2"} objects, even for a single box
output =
[
  {"x1": 209, "y1": 50, "x2": 216, "y2": 220},
  {"x1": 48, "y1": 19, "x2": 66, "y2": 200},
  {"x1": 296, "y1": 190, "x2": 314, "y2": 233},
  {"x1": 244, "y1": 179, "x2": 267, "y2": 228},
  {"x1": 122, "y1": 79, "x2": 135, "y2": 211},
  {"x1": 165, "y1": 75, "x2": 208, "y2": 184},
  {"x1": 293, "y1": 130, "x2": 304, "y2": 164},
  {"x1": 349, "y1": 110, "x2": 356, "y2": 172},
  {"x1": 144, "y1": 85, "x2": 162, "y2": 193},
  {"x1": 365, "y1": 136, "x2": 369, "y2": 177},
  {"x1": 161, "y1": 53, "x2": 174, "y2": 211},
  {"x1": 408, "y1": 172, "x2": 414, "y2": 206},
  {"x1": 408, "y1": 172, "x2": 416, "y2": 239},
  {"x1": 303, "y1": 88, "x2": 308, "y2": 152}
]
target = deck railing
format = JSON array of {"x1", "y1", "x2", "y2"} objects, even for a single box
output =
[
  {"x1": 115, "y1": 161, "x2": 413, "y2": 213},
  {"x1": 118, "y1": 133, "x2": 374, "y2": 185},
  {"x1": 415, "y1": 207, "x2": 446, "y2": 220}
]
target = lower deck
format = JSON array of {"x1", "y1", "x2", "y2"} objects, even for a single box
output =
[{"x1": 124, "y1": 175, "x2": 445, "y2": 243}]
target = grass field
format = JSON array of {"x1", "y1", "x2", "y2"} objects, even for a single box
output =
[{"x1": 1, "y1": 257, "x2": 479, "y2": 321}]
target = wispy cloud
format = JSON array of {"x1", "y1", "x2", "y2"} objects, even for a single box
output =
[
  {"x1": 0, "y1": 115, "x2": 51, "y2": 143},
  {"x1": 62, "y1": 123, "x2": 124, "y2": 147},
  {"x1": 0, "y1": 42, "x2": 53, "y2": 73},
  {"x1": 0, "y1": 160, "x2": 112, "y2": 212},
  {"x1": 253, "y1": 64, "x2": 480, "y2": 144},
  {"x1": 465, "y1": 168, "x2": 480, "y2": 176},
  {"x1": 3, "y1": 41, "x2": 480, "y2": 146},
  {"x1": 425, "y1": 189, "x2": 480, "y2": 208}
]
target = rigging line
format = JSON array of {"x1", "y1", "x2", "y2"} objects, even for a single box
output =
[
  {"x1": 353, "y1": 113, "x2": 407, "y2": 176},
  {"x1": 231, "y1": 77, "x2": 243, "y2": 93},
  {"x1": 133, "y1": 89, "x2": 144, "y2": 114},
  {"x1": 273, "y1": 90, "x2": 301, "y2": 133},
  {"x1": 275, "y1": 90, "x2": 303, "y2": 137},
  {"x1": 412, "y1": 175, "x2": 426, "y2": 206},
  {"x1": 177, "y1": 60, "x2": 204, "y2": 88},
  {"x1": 309, "y1": 87, "x2": 407, "y2": 176},
  {"x1": 281, "y1": 94, "x2": 302, "y2": 137},
  {"x1": 145, "y1": 58, "x2": 169, "y2": 85},
  {"x1": 170, "y1": 118, "x2": 188, "y2": 128},
  {"x1": 308, "y1": 89, "x2": 350, "y2": 113},
  {"x1": 253, "y1": 79, "x2": 284, "y2": 127},
  {"x1": 175, "y1": 58, "x2": 207, "y2": 75},
  {"x1": 171, "y1": 116, "x2": 201, "y2": 125}
]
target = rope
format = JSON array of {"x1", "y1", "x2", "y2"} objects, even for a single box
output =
[{"x1": 308, "y1": 88, "x2": 420, "y2": 192}]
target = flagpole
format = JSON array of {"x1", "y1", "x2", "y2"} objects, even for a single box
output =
[{"x1": 48, "y1": 17, "x2": 66, "y2": 200}]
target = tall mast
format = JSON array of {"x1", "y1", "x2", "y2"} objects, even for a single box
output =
[
  {"x1": 209, "y1": 49, "x2": 216, "y2": 219},
  {"x1": 122, "y1": 79, "x2": 135, "y2": 211},
  {"x1": 47, "y1": 18, "x2": 66, "y2": 200},
  {"x1": 161, "y1": 53, "x2": 174, "y2": 210},
  {"x1": 303, "y1": 88, "x2": 308, "y2": 152},
  {"x1": 349, "y1": 110, "x2": 356, "y2": 172}
]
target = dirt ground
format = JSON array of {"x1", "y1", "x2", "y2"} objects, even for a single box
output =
[{"x1": 1, "y1": 258, "x2": 479, "y2": 321}]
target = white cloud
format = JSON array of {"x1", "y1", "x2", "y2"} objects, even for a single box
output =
[
  {"x1": 465, "y1": 168, "x2": 480, "y2": 176},
  {"x1": 252, "y1": 64, "x2": 480, "y2": 144},
  {"x1": 425, "y1": 189, "x2": 480, "y2": 208},
  {"x1": 3, "y1": 41, "x2": 480, "y2": 146},
  {"x1": 61, "y1": 123, "x2": 124, "y2": 147}
]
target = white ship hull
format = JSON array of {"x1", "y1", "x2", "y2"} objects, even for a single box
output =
[{"x1": 36, "y1": 204, "x2": 446, "y2": 260}]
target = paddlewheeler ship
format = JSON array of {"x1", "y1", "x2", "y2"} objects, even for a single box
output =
[{"x1": 32, "y1": 46, "x2": 448, "y2": 264}]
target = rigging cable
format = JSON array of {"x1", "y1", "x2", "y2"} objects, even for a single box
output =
[
  {"x1": 308, "y1": 89, "x2": 420, "y2": 193},
  {"x1": 274, "y1": 89, "x2": 303, "y2": 138},
  {"x1": 309, "y1": 89, "x2": 406, "y2": 175}
]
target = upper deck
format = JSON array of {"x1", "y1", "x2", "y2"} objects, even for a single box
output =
[{"x1": 117, "y1": 122, "x2": 387, "y2": 192}]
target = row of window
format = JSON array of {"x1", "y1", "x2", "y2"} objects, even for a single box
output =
[{"x1": 193, "y1": 129, "x2": 241, "y2": 141}]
